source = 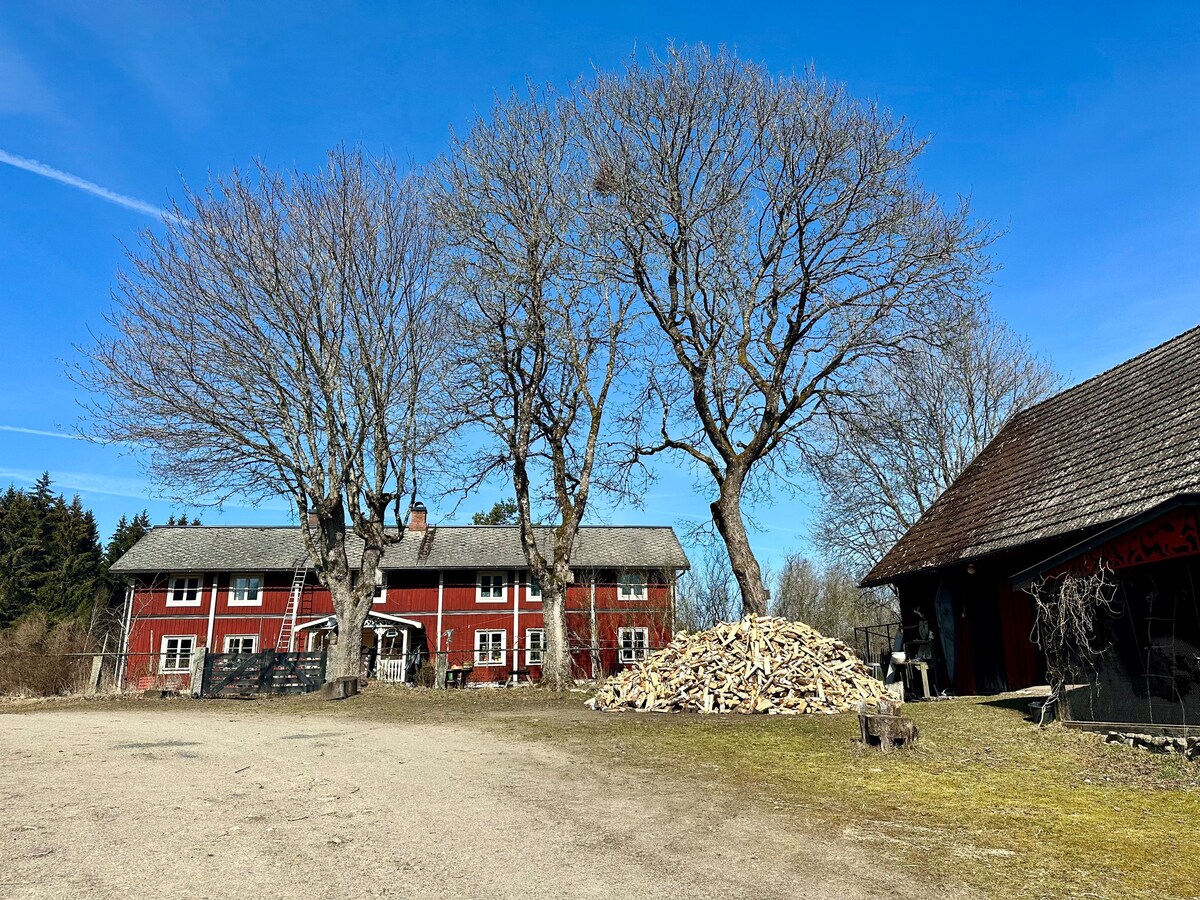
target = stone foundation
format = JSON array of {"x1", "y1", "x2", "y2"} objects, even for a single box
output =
[{"x1": 1104, "y1": 730, "x2": 1200, "y2": 759}]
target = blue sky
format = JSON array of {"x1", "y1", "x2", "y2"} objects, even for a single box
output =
[{"x1": 1, "y1": 2, "x2": 1199, "y2": 569}]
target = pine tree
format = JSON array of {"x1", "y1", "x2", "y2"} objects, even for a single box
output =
[{"x1": 0, "y1": 477, "x2": 107, "y2": 628}]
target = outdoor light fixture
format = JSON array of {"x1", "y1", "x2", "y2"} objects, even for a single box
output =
[{"x1": 966, "y1": 563, "x2": 977, "y2": 575}]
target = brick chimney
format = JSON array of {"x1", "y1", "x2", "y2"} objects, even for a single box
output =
[
  {"x1": 305, "y1": 511, "x2": 319, "y2": 529},
  {"x1": 408, "y1": 501, "x2": 428, "y2": 533}
]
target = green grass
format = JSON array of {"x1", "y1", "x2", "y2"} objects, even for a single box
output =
[
  {"x1": 7, "y1": 688, "x2": 1198, "y2": 898},
  {"x1": 307, "y1": 688, "x2": 1200, "y2": 899}
]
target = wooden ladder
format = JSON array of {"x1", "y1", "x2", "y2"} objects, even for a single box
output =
[{"x1": 277, "y1": 565, "x2": 308, "y2": 652}]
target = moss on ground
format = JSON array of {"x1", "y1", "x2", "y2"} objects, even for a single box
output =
[
  {"x1": 316, "y1": 688, "x2": 1200, "y2": 899},
  {"x1": 8, "y1": 687, "x2": 1197, "y2": 898}
]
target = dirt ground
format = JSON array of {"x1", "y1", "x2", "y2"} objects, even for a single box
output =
[{"x1": 0, "y1": 702, "x2": 973, "y2": 900}]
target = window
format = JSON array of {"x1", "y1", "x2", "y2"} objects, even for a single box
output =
[
  {"x1": 527, "y1": 575, "x2": 541, "y2": 602},
  {"x1": 373, "y1": 569, "x2": 386, "y2": 605},
  {"x1": 474, "y1": 630, "x2": 506, "y2": 666},
  {"x1": 160, "y1": 636, "x2": 196, "y2": 672},
  {"x1": 223, "y1": 635, "x2": 257, "y2": 655},
  {"x1": 618, "y1": 627, "x2": 649, "y2": 664},
  {"x1": 477, "y1": 571, "x2": 506, "y2": 603},
  {"x1": 166, "y1": 574, "x2": 203, "y2": 607},
  {"x1": 228, "y1": 574, "x2": 263, "y2": 606},
  {"x1": 618, "y1": 571, "x2": 647, "y2": 600},
  {"x1": 525, "y1": 628, "x2": 545, "y2": 666}
]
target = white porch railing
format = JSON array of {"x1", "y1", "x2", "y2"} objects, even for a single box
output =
[{"x1": 375, "y1": 655, "x2": 409, "y2": 683}]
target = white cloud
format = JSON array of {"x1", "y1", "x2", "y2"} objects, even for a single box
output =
[{"x1": 0, "y1": 148, "x2": 174, "y2": 220}]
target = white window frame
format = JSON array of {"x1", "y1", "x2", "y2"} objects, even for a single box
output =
[
  {"x1": 228, "y1": 573, "x2": 265, "y2": 607},
  {"x1": 618, "y1": 570, "x2": 647, "y2": 600},
  {"x1": 372, "y1": 568, "x2": 386, "y2": 605},
  {"x1": 526, "y1": 574, "x2": 542, "y2": 603},
  {"x1": 160, "y1": 635, "x2": 196, "y2": 673},
  {"x1": 618, "y1": 626, "x2": 649, "y2": 664},
  {"x1": 476, "y1": 571, "x2": 506, "y2": 604},
  {"x1": 166, "y1": 574, "x2": 203, "y2": 607},
  {"x1": 474, "y1": 629, "x2": 506, "y2": 666},
  {"x1": 223, "y1": 634, "x2": 258, "y2": 655},
  {"x1": 525, "y1": 628, "x2": 545, "y2": 666}
]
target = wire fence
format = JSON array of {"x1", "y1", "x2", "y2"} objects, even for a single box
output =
[{"x1": 0, "y1": 641, "x2": 673, "y2": 696}]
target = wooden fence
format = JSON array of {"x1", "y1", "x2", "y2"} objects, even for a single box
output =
[{"x1": 201, "y1": 650, "x2": 326, "y2": 698}]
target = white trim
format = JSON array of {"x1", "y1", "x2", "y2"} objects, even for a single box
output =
[
  {"x1": 227, "y1": 572, "x2": 265, "y2": 607},
  {"x1": 117, "y1": 582, "x2": 134, "y2": 689},
  {"x1": 205, "y1": 578, "x2": 217, "y2": 648},
  {"x1": 476, "y1": 571, "x2": 506, "y2": 603},
  {"x1": 618, "y1": 570, "x2": 647, "y2": 600},
  {"x1": 525, "y1": 628, "x2": 545, "y2": 667},
  {"x1": 294, "y1": 611, "x2": 424, "y2": 632},
  {"x1": 512, "y1": 576, "x2": 520, "y2": 669},
  {"x1": 436, "y1": 570, "x2": 444, "y2": 652},
  {"x1": 223, "y1": 634, "x2": 258, "y2": 654},
  {"x1": 618, "y1": 626, "x2": 649, "y2": 664},
  {"x1": 166, "y1": 573, "x2": 204, "y2": 607},
  {"x1": 474, "y1": 629, "x2": 506, "y2": 666},
  {"x1": 526, "y1": 573, "x2": 542, "y2": 603},
  {"x1": 160, "y1": 634, "x2": 196, "y2": 673}
]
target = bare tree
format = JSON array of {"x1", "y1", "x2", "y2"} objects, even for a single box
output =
[
  {"x1": 434, "y1": 90, "x2": 638, "y2": 689},
  {"x1": 674, "y1": 538, "x2": 739, "y2": 632},
  {"x1": 770, "y1": 553, "x2": 892, "y2": 644},
  {"x1": 76, "y1": 148, "x2": 445, "y2": 678},
  {"x1": 811, "y1": 311, "x2": 1061, "y2": 576},
  {"x1": 581, "y1": 45, "x2": 993, "y2": 614}
]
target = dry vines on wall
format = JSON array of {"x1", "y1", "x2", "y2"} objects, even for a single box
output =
[{"x1": 1026, "y1": 561, "x2": 1118, "y2": 693}]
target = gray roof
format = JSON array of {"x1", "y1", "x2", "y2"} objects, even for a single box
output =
[
  {"x1": 864, "y1": 324, "x2": 1200, "y2": 585},
  {"x1": 109, "y1": 524, "x2": 690, "y2": 574}
]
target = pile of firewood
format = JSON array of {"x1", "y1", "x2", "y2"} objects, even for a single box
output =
[{"x1": 588, "y1": 615, "x2": 886, "y2": 715}]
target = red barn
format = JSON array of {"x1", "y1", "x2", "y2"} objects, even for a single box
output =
[
  {"x1": 109, "y1": 507, "x2": 689, "y2": 691},
  {"x1": 864, "y1": 325, "x2": 1200, "y2": 728}
]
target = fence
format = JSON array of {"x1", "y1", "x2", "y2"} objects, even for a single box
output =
[
  {"x1": 853, "y1": 621, "x2": 902, "y2": 678},
  {"x1": 202, "y1": 650, "x2": 327, "y2": 698}
]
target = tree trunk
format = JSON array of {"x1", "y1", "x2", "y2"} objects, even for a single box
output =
[
  {"x1": 711, "y1": 470, "x2": 769, "y2": 616},
  {"x1": 326, "y1": 580, "x2": 371, "y2": 679},
  {"x1": 540, "y1": 585, "x2": 573, "y2": 690}
]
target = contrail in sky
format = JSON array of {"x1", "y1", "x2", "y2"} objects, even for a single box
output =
[
  {"x1": 0, "y1": 425, "x2": 83, "y2": 440},
  {"x1": 0, "y1": 148, "x2": 172, "y2": 220}
]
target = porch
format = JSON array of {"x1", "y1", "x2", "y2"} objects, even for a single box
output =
[{"x1": 296, "y1": 611, "x2": 426, "y2": 684}]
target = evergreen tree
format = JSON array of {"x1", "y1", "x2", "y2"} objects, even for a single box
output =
[
  {"x1": 105, "y1": 511, "x2": 150, "y2": 567},
  {"x1": 0, "y1": 476, "x2": 108, "y2": 628}
]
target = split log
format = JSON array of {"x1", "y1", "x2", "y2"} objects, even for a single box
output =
[{"x1": 587, "y1": 615, "x2": 886, "y2": 716}]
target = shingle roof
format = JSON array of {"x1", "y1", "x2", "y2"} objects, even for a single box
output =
[
  {"x1": 863, "y1": 324, "x2": 1200, "y2": 586},
  {"x1": 109, "y1": 524, "x2": 690, "y2": 574}
]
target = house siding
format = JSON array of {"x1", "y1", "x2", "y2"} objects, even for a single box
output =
[{"x1": 122, "y1": 567, "x2": 675, "y2": 689}]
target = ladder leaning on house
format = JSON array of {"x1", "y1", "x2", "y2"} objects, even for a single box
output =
[{"x1": 277, "y1": 565, "x2": 308, "y2": 653}]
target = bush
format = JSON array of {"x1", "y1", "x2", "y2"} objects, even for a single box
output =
[{"x1": 0, "y1": 612, "x2": 96, "y2": 696}]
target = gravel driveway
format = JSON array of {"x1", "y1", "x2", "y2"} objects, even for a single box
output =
[{"x1": 0, "y1": 704, "x2": 960, "y2": 899}]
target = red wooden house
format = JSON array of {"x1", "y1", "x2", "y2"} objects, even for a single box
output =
[
  {"x1": 864, "y1": 325, "x2": 1200, "y2": 728},
  {"x1": 109, "y1": 505, "x2": 689, "y2": 690}
]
